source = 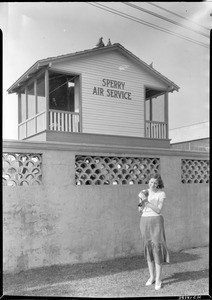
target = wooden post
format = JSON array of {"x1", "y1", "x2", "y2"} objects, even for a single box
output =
[
  {"x1": 34, "y1": 80, "x2": 37, "y2": 133},
  {"x1": 149, "y1": 97, "x2": 152, "y2": 121},
  {"x1": 18, "y1": 93, "x2": 21, "y2": 124},
  {"x1": 25, "y1": 87, "x2": 28, "y2": 120},
  {"x1": 144, "y1": 89, "x2": 146, "y2": 138},
  {"x1": 18, "y1": 93, "x2": 21, "y2": 140},
  {"x1": 164, "y1": 92, "x2": 169, "y2": 139},
  {"x1": 149, "y1": 97, "x2": 152, "y2": 138},
  {"x1": 78, "y1": 75, "x2": 82, "y2": 133},
  {"x1": 25, "y1": 87, "x2": 28, "y2": 137},
  {"x1": 45, "y1": 69, "x2": 49, "y2": 131}
]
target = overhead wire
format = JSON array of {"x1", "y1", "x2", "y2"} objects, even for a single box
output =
[
  {"x1": 49, "y1": 75, "x2": 77, "y2": 94},
  {"x1": 122, "y1": 2, "x2": 210, "y2": 38},
  {"x1": 170, "y1": 120, "x2": 209, "y2": 130},
  {"x1": 87, "y1": 2, "x2": 209, "y2": 49},
  {"x1": 146, "y1": 2, "x2": 210, "y2": 31}
]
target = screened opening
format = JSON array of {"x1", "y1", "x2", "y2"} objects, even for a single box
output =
[
  {"x1": 20, "y1": 87, "x2": 26, "y2": 123},
  {"x1": 27, "y1": 82, "x2": 35, "y2": 119},
  {"x1": 145, "y1": 88, "x2": 165, "y2": 122},
  {"x1": 37, "y1": 73, "x2": 46, "y2": 113},
  {"x1": 49, "y1": 71, "x2": 79, "y2": 112},
  {"x1": 145, "y1": 88, "x2": 167, "y2": 139},
  {"x1": 152, "y1": 95, "x2": 165, "y2": 122}
]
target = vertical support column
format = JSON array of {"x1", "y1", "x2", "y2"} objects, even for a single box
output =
[
  {"x1": 34, "y1": 80, "x2": 37, "y2": 133},
  {"x1": 149, "y1": 97, "x2": 152, "y2": 121},
  {"x1": 25, "y1": 87, "x2": 28, "y2": 138},
  {"x1": 18, "y1": 93, "x2": 21, "y2": 124},
  {"x1": 18, "y1": 93, "x2": 21, "y2": 140},
  {"x1": 149, "y1": 97, "x2": 152, "y2": 138},
  {"x1": 45, "y1": 69, "x2": 49, "y2": 131},
  {"x1": 78, "y1": 75, "x2": 82, "y2": 133},
  {"x1": 25, "y1": 87, "x2": 28, "y2": 120},
  {"x1": 144, "y1": 88, "x2": 147, "y2": 138},
  {"x1": 164, "y1": 92, "x2": 169, "y2": 139}
]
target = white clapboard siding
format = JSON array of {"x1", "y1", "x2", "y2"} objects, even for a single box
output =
[{"x1": 52, "y1": 50, "x2": 167, "y2": 137}]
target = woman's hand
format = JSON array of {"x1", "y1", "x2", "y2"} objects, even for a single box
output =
[{"x1": 138, "y1": 206, "x2": 143, "y2": 213}]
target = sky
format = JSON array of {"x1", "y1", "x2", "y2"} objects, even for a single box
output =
[{"x1": 1, "y1": 2, "x2": 210, "y2": 140}]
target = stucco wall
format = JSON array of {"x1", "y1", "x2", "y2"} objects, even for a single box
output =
[{"x1": 3, "y1": 140, "x2": 209, "y2": 274}]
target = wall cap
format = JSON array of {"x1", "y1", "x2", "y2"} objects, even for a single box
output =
[{"x1": 2, "y1": 139, "x2": 209, "y2": 159}]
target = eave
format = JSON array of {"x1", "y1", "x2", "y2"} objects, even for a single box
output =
[{"x1": 7, "y1": 43, "x2": 180, "y2": 94}]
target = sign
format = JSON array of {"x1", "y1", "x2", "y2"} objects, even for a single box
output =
[{"x1": 92, "y1": 78, "x2": 132, "y2": 100}]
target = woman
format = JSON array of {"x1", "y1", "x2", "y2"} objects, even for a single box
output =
[{"x1": 138, "y1": 173, "x2": 169, "y2": 290}]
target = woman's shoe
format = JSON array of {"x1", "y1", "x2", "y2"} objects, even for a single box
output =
[
  {"x1": 155, "y1": 281, "x2": 162, "y2": 290},
  {"x1": 145, "y1": 278, "x2": 155, "y2": 286}
]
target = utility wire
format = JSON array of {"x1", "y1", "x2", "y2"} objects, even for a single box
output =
[
  {"x1": 123, "y1": 2, "x2": 210, "y2": 38},
  {"x1": 49, "y1": 76, "x2": 77, "y2": 94},
  {"x1": 147, "y1": 2, "x2": 210, "y2": 31},
  {"x1": 88, "y1": 2, "x2": 209, "y2": 49},
  {"x1": 170, "y1": 121, "x2": 209, "y2": 130}
]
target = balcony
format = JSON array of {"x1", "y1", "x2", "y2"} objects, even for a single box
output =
[
  {"x1": 19, "y1": 111, "x2": 168, "y2": 141},
  {"x1": 18, "y1": 109, "x2": 80, "y2": 139},
  {"x1": 145, "y1": 121, "x2": 167, "y2": 139},
  {"x1": 49, "y1": 109, "x2": 80, "y2": 132}
]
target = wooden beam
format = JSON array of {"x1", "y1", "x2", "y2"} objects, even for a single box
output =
[
  {"x1": 144, "y1": 88, "x2": 146, "y2": 137},
  {"x1": 165, "y1": 92, "x2": 169, "y2": 139},
  {"x1": 149, "y1": 97, "x2": 152, "y2": 121},
  {"x1": 34, "y1": 80, "x2": 38, "y2": 133},
  {"x1": 18, "y1": 93, "x2": 21, "y2": 140},
  {"x1": 45, "y1": 69, "x2": 49, "y2": 131},
  {"x1": 78, "y1": 75, "x2": 82, "y2": 132},
  {"x1": 18, "y1": 93, "x2": 21, "y2": 125}
]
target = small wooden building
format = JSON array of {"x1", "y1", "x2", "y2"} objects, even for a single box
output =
[{"x1": 8, "y1": 40, "x2": 179, "y2": 148}]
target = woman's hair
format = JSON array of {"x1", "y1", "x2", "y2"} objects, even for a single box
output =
[{"x1": 148, "y1": 173, "x2": 164, "y2": 189}]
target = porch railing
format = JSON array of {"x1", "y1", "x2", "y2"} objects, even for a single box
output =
[
  {"x1": 49, "y1": 109, "x2": 80, "y2": 132},
  {"x1": 18, "y1": 111, "x2": 46, "y2": 139},
  {"x1": 145, "y1": 121, "x2": 167, "y2": 139}
]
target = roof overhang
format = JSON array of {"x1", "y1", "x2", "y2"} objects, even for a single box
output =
[
  {"x1": 7, "y1": 63, "x2": 51, "y2": 94},
  {"x1": 7, "y1": 43, "x2": 180, "y2": 94}
]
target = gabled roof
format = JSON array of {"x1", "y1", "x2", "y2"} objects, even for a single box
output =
[{"x1": 7, "y1": 43, "x2": 180, "y2": 94}]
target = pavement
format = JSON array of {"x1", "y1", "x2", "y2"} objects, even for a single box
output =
[{"x1": 2, "y1": 246, "x2": 210, "y2": 299}]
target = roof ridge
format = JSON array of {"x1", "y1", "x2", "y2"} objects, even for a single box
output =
[{"x1": 39, "y1": 43, "x2": 120, "y2": 63}]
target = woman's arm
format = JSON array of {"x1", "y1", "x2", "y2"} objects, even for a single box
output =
[{"x1": 145, "y1": 198, "x2": 165, "y2": 214}]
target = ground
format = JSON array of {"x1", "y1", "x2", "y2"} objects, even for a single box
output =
[{"x1": 3, "y1": 246, "x2": 210, "y2": 298}]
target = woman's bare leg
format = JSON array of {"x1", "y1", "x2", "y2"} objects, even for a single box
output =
[
  {"x1": 155, "y1": 263, "x2": 162, "y2": 284},
  {"x1": 147, "y1": 260, "x2": 155, "y2": 280}
]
